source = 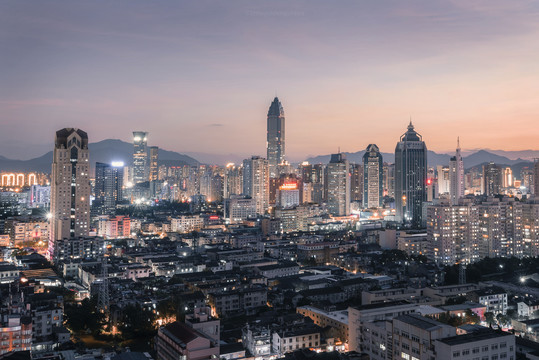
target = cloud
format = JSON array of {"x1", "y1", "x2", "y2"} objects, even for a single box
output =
[{"x1": 208, "y1": 123, "x2": 224, "y2": 127}]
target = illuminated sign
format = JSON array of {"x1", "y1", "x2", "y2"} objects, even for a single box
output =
[{"x1": 279, "y1": 182, "x2": 298, "y2": 190}]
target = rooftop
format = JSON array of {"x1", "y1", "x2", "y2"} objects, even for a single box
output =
[{"x1": 437, "y1": 329, "x2": 511, "y2": 346}]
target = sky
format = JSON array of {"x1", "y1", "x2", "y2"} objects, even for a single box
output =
[{"x1": 1, "y1": 0, "x2": 539, "y2": 162}]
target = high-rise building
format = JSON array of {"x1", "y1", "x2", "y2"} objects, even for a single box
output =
[
  {"x1": 350, "y1": 163, "x2": 363, "y2": 204},
  {"x1": 132, "y1": 131, "x2": 148, "y2": 184},
  {"x1": 482, "y1": 162, "x2": 502, "y2": 196},
  {"x1": 436, "y1": 165, "x2": 450, "y2": 195},
  {"x1": 223, "y1": 163, "x2": 243, "y2": 199},
  {"x1": 266, "y1": 97, "x2": 285, "y2": 179},
  {"x1": 449, "y1": 138, "x2": 464, "y2": 205},
  {"x1": 395, "y1": 122, "x2": 428, "y2": 227},
  {"x1": 242, "y1": 156, "x2": 269, "y2": 215},
  {"x1": 49, "y1": 128, "x2": 90, "y2": 260},
  {"x1": 502, "y1": 167, "x2": 513, "y2": 188},
  {"x1": 363, "y1": 144, "x2": 383, "y2": 208},
  {"x1": 149, "y1": 146, "x2": 159, "y2": 182},
  {"x1": 533, "y1": 159, "x2": 539, "y2": 195},
  {"x1": 383, "y1": 162, "x2": 395, "y2": 198},
  {"x1": 325, "y1": 153, "x2": 350, "y2": 216},
  {"x1": 94, "y1": 162, "x2": 124, "y2": 215}
]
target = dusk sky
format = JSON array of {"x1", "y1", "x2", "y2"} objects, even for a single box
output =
[{"x1": 1, "y1": 1, "x2": 539, "y2": 162}]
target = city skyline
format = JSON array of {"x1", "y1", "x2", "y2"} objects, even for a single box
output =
[{"x1": 2, "y1": 2, "x2": 539, "y2": 161}]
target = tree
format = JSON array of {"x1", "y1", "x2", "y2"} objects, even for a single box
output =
[
  {"x1": 485, "y1": 312, "x2": 496, "y2": 326},
  {"x1": 119, "y1": 304, "x2": 157, "y2": 339}
]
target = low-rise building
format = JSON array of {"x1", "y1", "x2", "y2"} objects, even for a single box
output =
[{"x1": 272, "y1": 324, "x2": 322, "y2": 356}]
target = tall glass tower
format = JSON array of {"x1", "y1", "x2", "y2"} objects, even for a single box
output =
[
  {"x1": 267, "y1": 97, "x2": 285, "y2": 178},
  {"x1": 132, "y1": 131, "x2": 148, "y2": 184},
  {"x1": 395, "y1": 122, "x2": 427, "y2": 228},
  {"x1": 363, "y1": 144, "x2": 383, "y2": 208}
]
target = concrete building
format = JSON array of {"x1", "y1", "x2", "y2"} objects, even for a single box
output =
[
  {"x1": 326, "y1": 153, "x2": 350, "y2": 216},
  {"x1": 224, "y1": 195, "x2": 257, "y2": 224},
  {"x1": 49, "y1": 128, "x2": 91, "y2": 262},
  {"x1": 272, "y1": 324, "x2": 322, "y2": 356},
  {"x1": 433, "y1": 328, "x2": 515, "y2": 360},
  {"x1": 392, "y1": 314, "x2": 456, "y2": 360},
  {"x1": 155, "y1": 321, "x2": 219, "y2": 360},
  {"x1": 348, "y1": 301, "x2": 419, "y2": 352},
  {"x1": 132, "y1": 131, "x2": 148, "y2": 184},
  {"x1": 243, "y1": 156, "x2": 269, "y2": 215},
  {"x1": 363, "y1": 144, "x2": 383, "y2": 208}
]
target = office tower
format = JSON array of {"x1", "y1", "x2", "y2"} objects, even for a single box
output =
[
  {"x1": 149, "y1": 146, "x2": 158, "y2": 182},
  {"x1": 449, "y1": 138, "x2": 465, "y2": 205},
  {"x1": 395, "y1": 121, "x2": 428, "y2": 227},
  {"x1": 436, "y1": 165, "x2": 450, "y2": 195},
  {"x1": 534, "y1": 159, "x2": 539, "y2": 195},
  {"x1": 363, "y1": 144, "x2": 383, "y2": 208},
  {"x1": 94, "y1": 162, "x2": 124, "y2": 215},
  {"x1": 325, "y1": 153, "x2": 350, "y2": 216},
  {"x1": 383, "y1": 163, "x2": 395, "y2": 198},
  {"x1": 132, "y1": 131, "x2": 148, "y2": 184},
  {"x1": 242, "y1": 156, "x2": 269, "y2": 215},
  {"x1": 267, "y1": 97, "x2": 285, "y2": 179},
  {"x1": 311, "y1": 164, "x2": 326, "y2": 205},
  {"x1": 502, "y1": 167, "x2": 513, "y2": 188},
  {"x1": 350, "y1": 163, "x2": 363, "y2": 203},
  {"x1": 520, "y1": 167, "x2": 534, "y2": 193},
  {"x1": 49, "y1": 128, "x2": 91, "y2": 260},
  {"x1": 426, "y1": 170, "x2": 436, "y2": 202},
  {"x1": 482, "y1": 162, "x2": 502, "y2": 196},
  {"x1": 223, "y1": 163, "x2": 243, "y2": 199}
]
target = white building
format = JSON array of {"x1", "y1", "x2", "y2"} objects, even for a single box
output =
[{"x1": 433, "y1": 328, "x2": 515, "y2": 360}]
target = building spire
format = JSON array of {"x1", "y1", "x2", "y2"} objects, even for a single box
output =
[
  {"x1": 457, "y1": 136, "x2": 460, "y2": 150},
  {"x1": 408, "y1": 117, "x2": 414, "y2": 131}
]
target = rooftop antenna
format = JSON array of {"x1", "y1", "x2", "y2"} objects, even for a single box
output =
[{"x1": 457, "y1": 136, "x2": 460, "y2": 149}]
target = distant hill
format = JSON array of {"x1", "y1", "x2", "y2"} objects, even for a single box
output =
[{"x1": 0, "y1": 139, "x2": 199, "y2": 174}]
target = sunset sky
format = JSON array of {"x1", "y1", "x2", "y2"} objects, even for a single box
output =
[{"x1": 1, "y1": 1, "x2": 539, "y2": 162}]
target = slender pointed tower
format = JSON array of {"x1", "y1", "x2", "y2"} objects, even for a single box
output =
[
  {"x1": 267, "y1": 97, "x2": 285, "y2": 178},
  {"x1": 449, "y1": 137, "x2": 464, "y2": 205}
]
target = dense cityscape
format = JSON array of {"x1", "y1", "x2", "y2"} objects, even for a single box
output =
[
  {"x1": 0, "y1": 95, "x2": 538, "y2": 360},
  {"x1": 2, "y1": 2, "x2": 539, "y2": 360}
]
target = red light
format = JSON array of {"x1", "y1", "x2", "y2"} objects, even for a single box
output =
[{"x1": 427, "y1": 179, "x2": 432, "y2": 185}]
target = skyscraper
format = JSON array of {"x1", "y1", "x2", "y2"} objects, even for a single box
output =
[
  {"x1": 363, "y1": 144, "x2": 383, "y2": 208},
  {"x1": 325, "y1": 153, "x2": 350, "y2": 216},
  {"x1": 94, "y1": 162, "x2": 124, "y2": 215},
  {"x1": 534, "y1": 159, "x2": 539, "y2": 195},
  {"x1": 395, "y1": 121, "x2": 428, "y2": 228},
  {"x1": 132, "y1": 131, "x2": 148, "y2": 184},
  {"x1": 49, "y1": 128, "x2": 91, "y2": 259},
  {"x1": 149, "y1": 146, "x2": 159, "y2": 182},
  {"x1": 267, "y1": 97, "x2": 285, "y2": 179},
  {"x1": 449, "y1": 138, "x2": 464, "y2": 205},
  {"x1": 350, "y1": 163, "x2": 363, "y2": 204},
  {"x1": 482, "y1": 162, "x2": 502, "y2": 196},
  {"x1": 243, "y1": 156, "x2": 269, "y2": 215}
]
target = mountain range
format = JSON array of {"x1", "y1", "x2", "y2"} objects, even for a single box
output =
[
  {"x1": 0, "y1": 139, "x2": 199, "y2": 174},
  {"x1": 305, "y1": 149, "x2": 533, "y2": 171},
  {"x1": 0, "y1": 139, "x2": 535, "y2": 175}
]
